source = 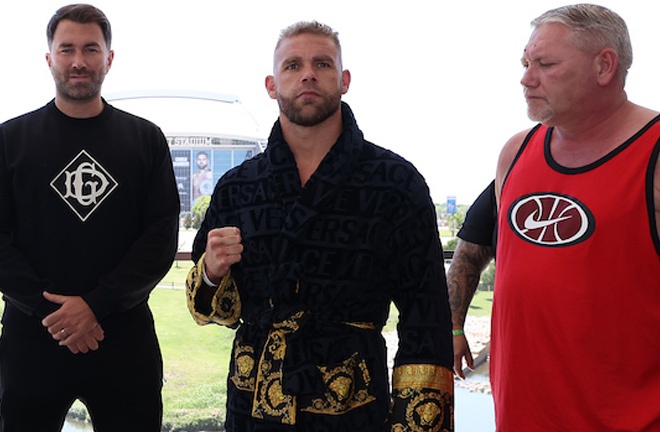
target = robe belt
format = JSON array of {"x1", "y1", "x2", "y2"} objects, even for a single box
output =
[{"x1": 247, "y1": 309, "x2": 377, "y2": 425}]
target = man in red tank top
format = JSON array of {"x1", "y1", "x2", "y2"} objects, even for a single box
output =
[{"x1": 494, "y1": 4, "x2": 660, "y2": 431}]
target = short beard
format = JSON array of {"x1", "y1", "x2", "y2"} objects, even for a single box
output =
[
  {"x1": 53, "y1": 69, "x2": 105, "y2": 102},
  {"x1": 277, "y1": 92, "x2": 341, "y2": 127},
  {"x1": 527, "y1": 105, "x2": 554, "y2": 124}
]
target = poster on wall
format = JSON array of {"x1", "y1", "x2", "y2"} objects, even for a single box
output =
[
  {"x1": 192, "y1": 150, "x2": 214, "y2": 202},
  {"x1": 169, "y1": 137, "x2": 260, "y2": 215},
  {"x1": 171, "y1": 149, "x2": 191, "y2": 213}
]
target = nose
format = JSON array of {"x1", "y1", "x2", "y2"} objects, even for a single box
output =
[
  {"x1": 520, "y1": 66, "x2": 536, "y2": 89},
  {"x1": 71, "y1": 51, "x2": 87, "y2": 70},
  {"x1": 300, "y1": 64, "x2": 317, "y2": 83}
]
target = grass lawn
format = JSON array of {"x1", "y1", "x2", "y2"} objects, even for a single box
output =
[
  {"x1": 1, "y1": 258, "x2": 492, "y2": 431},
  {"x1": 467, "y1": 289, "x2": 494, "y2": 317},
  {"x1": 0, "y1": 262, "x2": 234, "y2": 431},
  {"x1": 150, "y1": 287, "x2": 233, "y2": 430}
]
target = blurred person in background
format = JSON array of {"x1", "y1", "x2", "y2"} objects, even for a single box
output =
[{"x1": 447, "y1": 180, "x2": 496, "y2": 379}]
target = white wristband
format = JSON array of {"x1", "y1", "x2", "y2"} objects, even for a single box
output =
[{"x1": 201, "y1": 264, "x2": 219, "y2": 287}]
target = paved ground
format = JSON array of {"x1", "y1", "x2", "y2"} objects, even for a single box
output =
[{"x1": 383, "y1": 315, "x2": 492, "y2": 394}]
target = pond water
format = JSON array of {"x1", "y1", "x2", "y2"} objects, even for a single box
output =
[{"x1": 62, "y1": 418, "x2": 93, "y2": 432}]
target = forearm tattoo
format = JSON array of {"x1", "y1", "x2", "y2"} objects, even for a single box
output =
[{"x1": 447, "y1": 240, "x2": 494, "y2": 327}]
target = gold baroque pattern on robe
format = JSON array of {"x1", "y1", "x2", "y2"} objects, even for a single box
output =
[
  {"x1": 229, "y1": 311, "x2": 379, "y2": 425},
  {"x1": 389, "y1": 364, "x2": 454, "y2": 432},
  {"x1": 231, "y1": 338, "x2": 256, "y2": 391},
  {"x1": 300, "y1": 351, "x2": 376, "y2": 415},
  {"x1": 186, "y1": 252, "x2": 241, "y2": 327},
  {"x1": 250, "y1": 311, "x2": 306, "y2": 424}
]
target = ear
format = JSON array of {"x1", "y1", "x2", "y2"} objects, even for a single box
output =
[
  {"x1": 341, "y1": 69, "x2": 351, "y2": 95},
  {"x1": 106, "y1": 50, "x2": 115, "y2": 71},
  {"x1": 45, "y1": 52, "x2": 52, "y2": 68},
  {"x1": 594, "y1": 47, "x2": 618, "y2": 86},
  {"x1": 265, "y1": 75, "x2": 277, "y2": 100}
]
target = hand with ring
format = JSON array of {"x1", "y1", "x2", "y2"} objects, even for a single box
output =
[{"x1": 41, "y1": 292, "x2": 104, "y2": 354}]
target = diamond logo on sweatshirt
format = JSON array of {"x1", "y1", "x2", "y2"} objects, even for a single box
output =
[{"x1": 50, "y1": 150, "x2": 118, "y2": 222}]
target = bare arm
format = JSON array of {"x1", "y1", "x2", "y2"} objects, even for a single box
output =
[
  {"x1": 447, "y1": 239, "x2": 493, "y2": 378},
  {"x1": 447, "y1": 239, "x2": 494, "y2": 328},
  {"x1": 495, "y1": 129, "x2": 532, "y2": 205}
]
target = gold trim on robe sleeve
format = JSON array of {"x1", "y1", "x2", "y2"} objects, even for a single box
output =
[
  {"x1": 186, "y1": 252, "x2": 241, "y2": 327},
  {"x1": 389, "y1": 364, "x2": 454, "y2": 432}
]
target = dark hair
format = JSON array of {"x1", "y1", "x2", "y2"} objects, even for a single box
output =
[{"x1": 47, "y1": 4, "x2": 112, "y2": 49}]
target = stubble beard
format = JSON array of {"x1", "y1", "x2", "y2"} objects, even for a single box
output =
[
  {"x1": 53, "y1": 67, "x2": 105, "y2": 102},
  {"x1": 527, "y1": 103, "x2": 554, "y2": 124},
  {"x1": 277, "y1": 91, "x2": 341, "y2": 127}
]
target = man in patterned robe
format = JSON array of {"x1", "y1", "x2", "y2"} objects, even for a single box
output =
[{"x1": 187, "y1": 20, "x2": 454, "y2": 432}]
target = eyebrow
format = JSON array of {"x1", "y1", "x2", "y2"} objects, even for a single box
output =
[
  {"x1": 281, "y1": 54, "x2": 336, "y2": 65},
  {"x1": 312, "y1": 55, "x2": 336, "y2": 65},
  {"x1": 521, "y1": 48, "x2": 542, "y2": 64},
  {"x1": 57, "y1": 41, "x2": 103, "y2": 49}
]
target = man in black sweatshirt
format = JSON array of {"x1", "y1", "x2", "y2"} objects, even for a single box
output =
[{"x1": 0, "y1": 4, "x2": 179, "y2": 431}]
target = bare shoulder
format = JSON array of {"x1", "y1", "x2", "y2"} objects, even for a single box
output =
[
  {"x1": 635, "y1": 105, "x2": 659, "y2": 119},
  {"x1": 628, "y1": 104, "x2": 659, "y2": 132},
  {"x1": 495, "y1": 128, "x2": 534, "y2": 202},
  {"x1": 646, "y1": 111, "x2": 660, "y2": 172},
  {"x1": 645, "y1": 107, "x2": 660, "y2": 238}
]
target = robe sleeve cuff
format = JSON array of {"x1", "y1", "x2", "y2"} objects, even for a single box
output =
[
  {"x1": 186, "y1": 252, "x2": 241, "y2": 327},
  {"x1": 387, "y1": 364, "x2": 454, "y2": 431}
]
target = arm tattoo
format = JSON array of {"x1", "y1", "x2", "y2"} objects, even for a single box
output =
[{"x1": 447, "y1": 240, "x2": 494, "y2": 327}]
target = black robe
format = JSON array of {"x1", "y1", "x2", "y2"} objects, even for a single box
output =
[{"x1": 187, "y1": 103, "x2": 453, "y2": 431}]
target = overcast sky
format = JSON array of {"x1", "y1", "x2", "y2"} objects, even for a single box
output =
[{"x1": 1, "y1": 0, "x2": 658, "y2": 205}]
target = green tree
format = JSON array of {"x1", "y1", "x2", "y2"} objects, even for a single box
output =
[
  {"x1": 435, "y1": 202, "x2": 470, "y2": 235},
  {"x1": 446, "y1": 210, "x2": 465, "y2": 237},
  {"x1": 444, "y1": 237, "x2": 459, "y2": 251},
  {"x1": 190, "y1": 196, "x2": 211, "y2": 230},
  {"x1": 192, "y1": 212, "x2": 203, "y2": 230},
  {"x1": 183, "y1": 212, "x2": 193, "y2": 230},
  {"x1": 191, "y1": 195, "x2": 211, "y2": 222},
  {"x1": 435, "y1": 203, "x2": 445, "y2": 217}
]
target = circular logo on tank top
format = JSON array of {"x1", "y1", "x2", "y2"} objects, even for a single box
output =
[{"x1": 508, "y1": 193, "x2": 595, "y2": 247}]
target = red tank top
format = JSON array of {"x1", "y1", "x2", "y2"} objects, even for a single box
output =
[{"x1": 493, "y1": 117, "x2": 660, "y2": 431}]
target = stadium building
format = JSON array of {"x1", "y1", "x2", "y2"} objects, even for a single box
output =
[{"x1": 107, "y1": 90, "x2": 266, "y2": 213}]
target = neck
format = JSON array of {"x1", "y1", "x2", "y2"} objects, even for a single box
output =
[
  {"x1": 550, "y1": 100, "x2": 658, "y2": 167},
  {"x1": 280, "y1": 109, "x2": 343, "y2": 186},
  {"x1": 54, "y1": 95, "x2": 105, "y2": 118}
]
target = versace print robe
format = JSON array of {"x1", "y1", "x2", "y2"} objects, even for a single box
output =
[{"x1": 187, "y1": 103, "x2": 454, "y2": 432}]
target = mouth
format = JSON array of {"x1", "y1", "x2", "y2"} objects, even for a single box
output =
[
  {"x1": 523, "y1": 91, "x2": 543, "y2": 101},
  {"x1": 68, "y1": 74, "x2": 91, "y2": 82},
  {"x1": 298, "y1": 89, "x2": 320, "y2": 98},
  {"x1": 524, "y1": 95, "x2": 545, "y2": 105},
  {"x1": 68, "y1": 69, "x2": 91, "y2": 79}
]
